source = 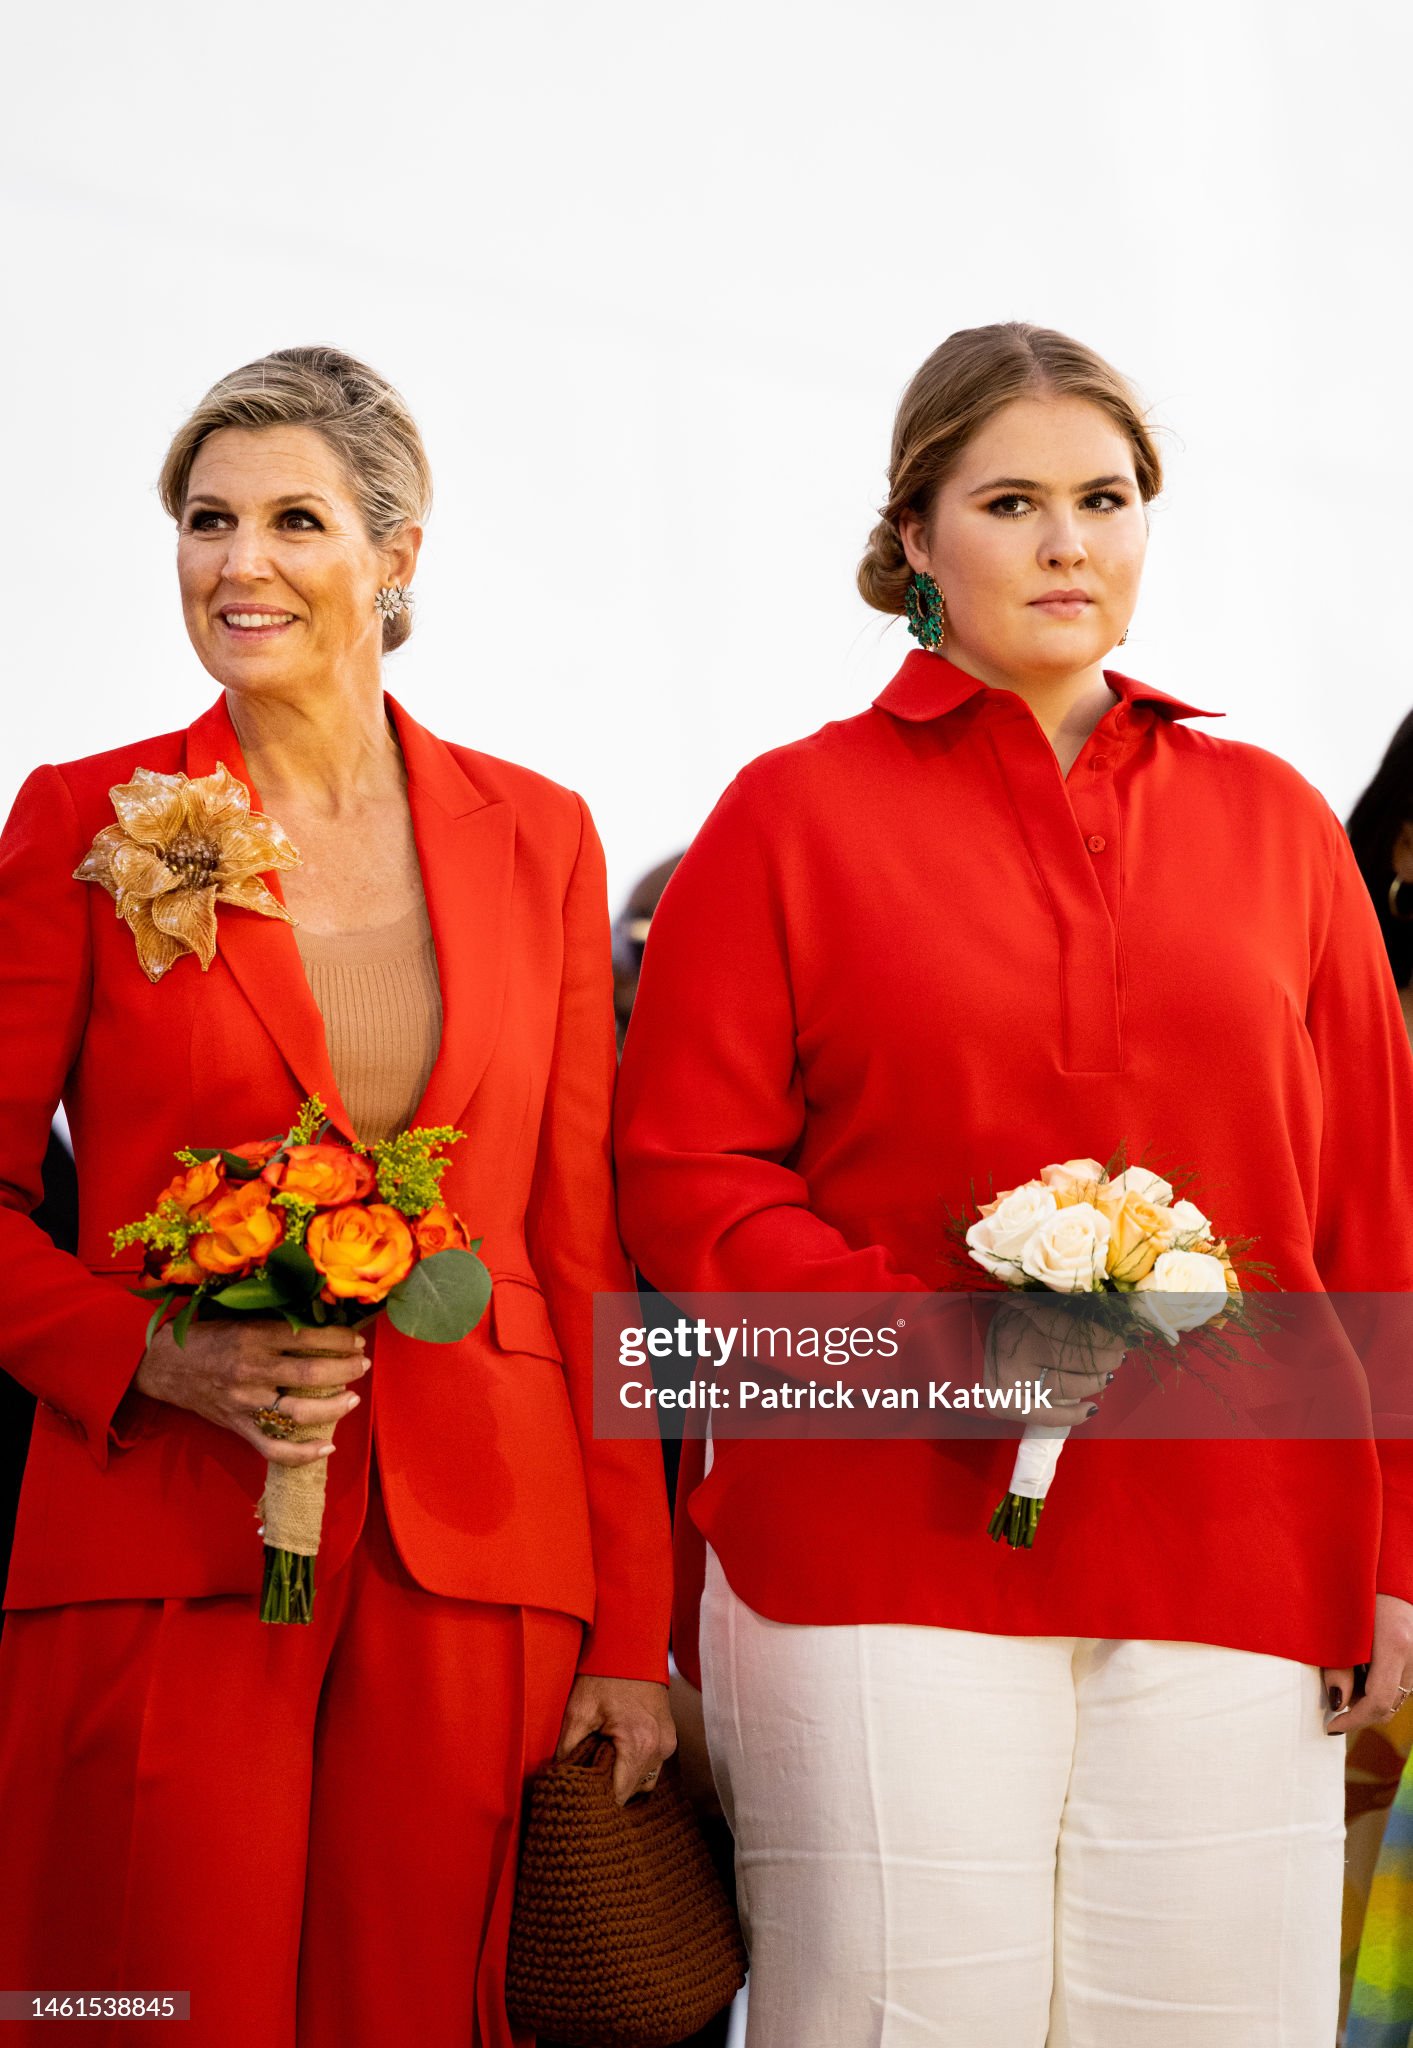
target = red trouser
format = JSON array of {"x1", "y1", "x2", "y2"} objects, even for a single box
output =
[{"x1": 0, "y1": 1465, "x2": 581, "y2": 2047}]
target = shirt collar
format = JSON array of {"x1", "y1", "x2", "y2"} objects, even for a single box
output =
[{"x1": 872, "y1": 648, "x2": 1222, "y2": 724}]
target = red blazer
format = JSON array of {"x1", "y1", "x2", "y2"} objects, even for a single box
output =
[
  {"x1": 615, "y1": 650, "x2": 1413, "y2": 1684},
  {"x1": 0, "y1": 692, "x2": 669, "y2": 1681}
]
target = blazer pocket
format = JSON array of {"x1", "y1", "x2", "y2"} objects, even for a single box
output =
[{"x1": 488, "y1": 1277, "x2": 564, "y2": 1364}]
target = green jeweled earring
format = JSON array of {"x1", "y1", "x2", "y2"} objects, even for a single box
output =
[{"x1": 904, "y1": 571, "x2": 945, "y2": 651}]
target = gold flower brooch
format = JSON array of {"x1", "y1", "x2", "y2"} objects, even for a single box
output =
[{"x1": 74, "y1": 763, "x2": 300, "y2": 982}]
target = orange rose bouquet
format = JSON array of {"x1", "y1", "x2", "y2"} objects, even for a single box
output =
[{"x1": 113, "y1": 1095, "x2": 491, "y2": 1622}]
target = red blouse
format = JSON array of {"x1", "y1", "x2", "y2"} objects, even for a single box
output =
[{"x1": 614, "y1": 650, "x2": 1413, "y2": 1684}]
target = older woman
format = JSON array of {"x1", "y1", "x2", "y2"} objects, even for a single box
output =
[
  {"x1": 0, "y1": 346, "x2": 673, "y2": 2047},
  {"x1": 615, "y1": 322, "x2": 1413, "y2": 2045}
]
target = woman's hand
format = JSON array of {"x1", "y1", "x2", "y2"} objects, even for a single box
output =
[
  {"x1": 985, "y1": 1296, "x2": 1127, "y2": 1426},
  {"x1": 556, "y1": 1674, "x2": 677, "y2": 1805},
  {"x1": 133, "y1": 1316, "x2": 368, "y2": 1465},
  {"x1": 1324, "y1": 1593, "x2": 1413, "y2": 1734}
]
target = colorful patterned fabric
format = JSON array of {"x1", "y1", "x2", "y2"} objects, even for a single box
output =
[
  {"x1": 1348, "y1": 1715, "x2": 1413, "y2": 2046},
  {"x1": 1346, "y1": 1705, "x2": 1413, "y2": 2011}
]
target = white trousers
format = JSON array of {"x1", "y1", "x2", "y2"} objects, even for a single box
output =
[{"x1": 700, "y1": 1547, "x2": 1343, "y2": 2047}]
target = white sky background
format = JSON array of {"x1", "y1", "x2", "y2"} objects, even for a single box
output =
[{"x1": 2, "y1": 1, "x2": 1409, "y2": 910}]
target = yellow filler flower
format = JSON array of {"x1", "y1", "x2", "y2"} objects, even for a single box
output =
[{"x1": 74, "y1": 762, "x2": 299, "y2": 981}]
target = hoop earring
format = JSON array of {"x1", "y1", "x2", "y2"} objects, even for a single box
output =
[
  {"x1": 1389, "y1": 875, "x2": 1413, "y2": 922},
  {"x1": 1118, "y1": 627, "x2": 1130, "y2": 646},
  {"x1": 904, "y1": 572, "x2": 946, "y2": 652},
  {"x1": 374, "y1": 584, "x2": 414, "y2": 622}
]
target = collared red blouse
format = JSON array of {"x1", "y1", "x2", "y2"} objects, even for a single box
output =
[{"x1": 614, "y1": 649, "x2": 1413, "y2": 1684}]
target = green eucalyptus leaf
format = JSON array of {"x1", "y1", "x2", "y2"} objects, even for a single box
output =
[
  {"x1": 188, "y1": 1148, "x2": 220, "y2": 1163},
  {"x1": 385, "y1": 1249, "x2": 492, "y2": 1344},
  {"x1": 220, "y1": 1149, "x2": 264, "y2": 1180}
]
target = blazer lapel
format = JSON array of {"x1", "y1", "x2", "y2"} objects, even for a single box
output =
[
  {"x1": 386, "y1": 695, "x2": 515, "y2": 1130},
  {"x1": 184, "y1": 698, "x2": 357, "y2": 1140},
  {"x1": 183, "y1": 693, "x2": 515, "y2": 1141}
]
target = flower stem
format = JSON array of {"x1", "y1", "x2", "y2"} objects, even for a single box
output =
[
  {"x1": 988, "y1": 1492, "x2": 1044, "y2": 1548},
  {"x1": 260, "y1": 1545, "x2": 315, "y2": 1624}
]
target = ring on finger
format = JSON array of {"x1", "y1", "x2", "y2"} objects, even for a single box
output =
[
  {"x1": 1395, "y1": 1685, "x2": 1413, "y2": 1710},
  {"x1": 254, "y1": 1406, "x2": 298, "y2": 1441}
]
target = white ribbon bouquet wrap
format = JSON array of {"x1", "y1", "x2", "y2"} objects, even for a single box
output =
[{"x1": 962, "y1": 1157, "x2": 1245, "y2": 1546}]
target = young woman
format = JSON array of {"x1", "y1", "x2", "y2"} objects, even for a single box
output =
[
  {"x1": 614, "y1": 322, "x2": 1413, "y2": 2045},
  {"x1": 0, "y1": 346, "x2": 673, "y2": 2047}
]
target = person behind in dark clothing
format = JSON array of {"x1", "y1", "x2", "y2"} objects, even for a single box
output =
[
  {"x1": 1342, "y1": 717, "x2": 1413, "y2": 2035},
  {"x1": 607, "y1": 850, "x2": 738, "y2": 2048},
  {"x1": 613, "y1": 854, "x2": 683, "y2": 1054},
  {"x1": 1347, "y1": 708, "x2": 1413, "y2": 1045}
]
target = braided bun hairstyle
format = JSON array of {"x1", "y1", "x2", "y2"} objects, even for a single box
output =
[{"x1": 858, "y1": 323, "x2": 1163, "y2": 618}]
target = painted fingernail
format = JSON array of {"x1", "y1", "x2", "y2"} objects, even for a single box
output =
[
  {"x1": 318, "y1": 1444, "x2": 335, "y2": 1457},
  {"x1": 1087, "y1": 1404, "x2": 1099, "y2": 1418},
  {"x1": 1105, "y1": 1372, "x2": 1116, "y2": 1384},
  {"x1": 1327, "y1": 1685, "x2": 1344, "y2": 1712},
  {"x1": 346, "y1": 1393, "x2": 361, "y2": 1408}
]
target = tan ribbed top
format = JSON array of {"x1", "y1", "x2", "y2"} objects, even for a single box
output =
[{"x1": 294, "y1": 902, "x2": 443, "y2": 1143}]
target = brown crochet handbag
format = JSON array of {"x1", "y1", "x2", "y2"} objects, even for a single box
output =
[{"x1": 505, "y1": 1734, "x2": 747, "y2": 2047}]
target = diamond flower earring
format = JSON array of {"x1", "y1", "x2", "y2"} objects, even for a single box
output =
[{"x1": 374, "y1": 584, "x2": 414, "y2": 621}]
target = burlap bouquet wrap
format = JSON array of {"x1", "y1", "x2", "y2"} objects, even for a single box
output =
[{"x1": 256, "y1": 1378, "x2": 349, "y2": 1556}]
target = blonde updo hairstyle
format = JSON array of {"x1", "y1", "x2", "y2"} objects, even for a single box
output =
[
  {"x1": 858, "y1": 322, "x2": 1164, "y2": 618},
  {"x1": 158, "y1": 346, "x2": 432, "y2": 654}
]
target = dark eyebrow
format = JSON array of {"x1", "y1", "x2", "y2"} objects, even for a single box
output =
[
  {"x1": 968, "y1": 474, "x2": 1134, "y2": 497},
  {"x1": 184, "y1": 492, "x2": 335, "y2": 511}
]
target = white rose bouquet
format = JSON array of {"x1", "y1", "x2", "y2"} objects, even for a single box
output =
[{"x1": 958, "y1": 1155, "x2": 1270, "y2": 1546}]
